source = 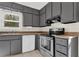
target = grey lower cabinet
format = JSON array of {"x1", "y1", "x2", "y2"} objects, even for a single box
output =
[
  {"x1": 0, "y1": 40, "x2": 10, "y2": 56},
  {"x1": 0, "y1": 35, "x2": 22, "y2": 56},
  {"x1": 10, "y1": 39, "x2": 22, "y2": 55},
  {"x1": 32, "y1": 14, "x2": 40, "y2": 27},
  {"x1": 35, "y1": 35, "x2": 40, "y2": 50},
  {"x1": 61, "y1": 2, "x2": 76, "y2": 23},
  {"x1": 55, "y1": 36, "x2": 78, "y2": 57},
  {"x1": 23, "y1": 13, "x2": 32, "y2": 26}
]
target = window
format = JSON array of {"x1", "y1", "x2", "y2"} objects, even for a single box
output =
[{"x1": 4, "y1": 14, "x2": 19, "y2": 27}]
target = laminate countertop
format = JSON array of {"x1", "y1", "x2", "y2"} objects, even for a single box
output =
[
  {"x1": 51, "y1": 32, "x2": 79, "y2": 39},
  {"x1": 0, "y1": 31, "x2": 78, "y2": 38},
  {"x1": 52, "y1": 35, "x2": 78, "y2": 39},
  {"x1": 0, "y1": 31, "x2": 48, "y2": 36}
]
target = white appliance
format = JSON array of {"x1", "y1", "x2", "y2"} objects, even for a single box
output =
[{"x1": 22, "y1": 35, "x2": 35, "y2": 53}]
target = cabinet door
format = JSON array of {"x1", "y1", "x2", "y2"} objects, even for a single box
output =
[
  {"x1": 61, "y1": 2, "x2": 75, "y2": 23},
  {"x1": 11, "y1": 3, "x2": 23, "y2": 12},
  {"x1": 32, "y1": 9, "x2": 39, "y2": 15},
  {"x1": 40, "y1": 6, "x2": 46, "y2": 14},
  {"x1": 55, "y1": 51, "x2": 67, "y2": 57},
  {"x1": 76, "y1": 3, "x2": 79, "y2": 21},
  {"x1": 32, "y1": 14, "x2": 39, "y2": 27},
  {"x1": 23, "y1": 13, "x2": 32, "y2": 26},
  {"x1": 35, "y1": 35, "x2": 40, "y2": 50},
  {"x1": 23, "y1": 6, "x2": 32, "y2": 13},
  {"x1": 0, "y1": 2, "x2": 12, "y2": 10},
  {"x1": 40, "y1": 13, "x2": 46, "y2": 26},
  {"x1": 46, "y1": 2, "x2": 52, "y2": 19},
  {"x1": 11, "y1": 39, "x2": 22, "y2": 55},
  {"x1": 52, "y1": 2, "x2": 61, "y2": 17},
  {"x1": 0, "y1": 40, "x2": 10, "y2": 56}
]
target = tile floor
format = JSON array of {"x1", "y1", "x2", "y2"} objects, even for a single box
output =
[{"x1": 10, "y1": 50, "x2": 43, "y2": 57}]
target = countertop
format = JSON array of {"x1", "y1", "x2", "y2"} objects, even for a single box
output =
[
  {"x1": 0, "y1": 31, "x2": 48, "y2": 36},
  {"x1": 52, "y1": 35, "x2": 78, "y2": 39},
  {"x1": 0, "y1": 31, "x2": 78, "y2": 39}
]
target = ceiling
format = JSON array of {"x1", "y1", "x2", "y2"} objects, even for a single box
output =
[{"x1": 16, "y1": 2, "x2": 48, "y2": 10}]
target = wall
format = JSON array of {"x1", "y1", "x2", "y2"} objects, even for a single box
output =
[{"x1": 41, "y1": 22, "x2": 79, "y2": 32}]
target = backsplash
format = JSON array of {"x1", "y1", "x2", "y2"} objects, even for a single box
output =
[
  {"x1": 1, "y1": 22, "x2": 79, "y2": 32},
  {"x1": 0, "y1": 27, "x2": 41, "y2": 32},
  {"x1": 41, "y1": 22, "x2": 79, "y2": 32}
]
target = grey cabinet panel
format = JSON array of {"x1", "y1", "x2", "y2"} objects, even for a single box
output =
[
  {"x1": 0, "y1": 35, "x2": 20, "y2": 40},
  {"x1": 61, "y1": 2, "x2": 75, "y2": 23},
  {"x1": 0, "y1": 2, "x2": 12, "y2": 10},
  {"x1": 11, "y1": 39, "x2": 22, "y2": 55},
  {"x1": 76, "y1": 3, "x2": 79, "y2": 21},
  {"x1": 52, "y1": 2, "x2": 61, "y2": 17},
  {"x1": 23, "y1": 13, "x2": 32, "y2": 26},
  {"x1": 32, "y1": 9, "x2": 39, "y2": 15},
  {"x1": 11, "y1": 3, "x2": 23, "y2": 12},
  {"x1": 55, "y1": 51, "x2": 66, "y2": 57},
  {"x1": 35, "y1": 35, "x2": 40, "y2": 50},
  {"x1": 46, "y1": 2, "x2": 52, "y2": 19},
  {"x1": 23, "y1": 6, "x2": 33, "y2": 13},
  {"x1": 40, "y1": 6, "x2": 46, "y2": 14},
  {"x1": 32, "y1": 14, "x2": 39, "y2": 27},
  {"x1": 40, "y1": 13, "x2": 46, "y2": 26},
  {"x1": 55, "y1": 37, "x2": 68, "y2": 46},
  {"x1": 55, "y1": 45, "x2": 67, "y2": 55},
  {"x1": 0, "y1": 41, "x2": 10, "y2": 56},
  {"x1": 40, "y1": 5, "x2": 46, "y2": 27}
]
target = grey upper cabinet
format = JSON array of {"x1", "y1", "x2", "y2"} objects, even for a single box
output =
[
  {"x1": 11, "y1": 39, "x2": 22, "y2": 55},
  {"x1": 0, "y1": 2, "x2": 23, "y2": 12},
  {"x1": 61, "y1": 2, "x2": 76, "y2": 23},
  {"x1": 32, "y1": 9, "x2": 39, "y2": 15},
  {"x1": 32, "y1": 14, "x2": 40, "y2": 27},
  {"x1": 46, "y1": 2, "x2": 52, "y2": 19},
  {"x1": 40, "y1": 6, "x2": 46, "y2": 27},
  {"x1": 23, "y1": 6, "x2": 33, "y2": 13},
  {"x1": 40, "y1": 13, "x2": 46, "y2": 26},
  {"x1": 40, "y1": 6, "x2": 46, "y2": 14},
  {"x1": 76, "y1": 2, "x2": 79, "y2": 21},
  {"x1": 52, "y1": 2, "x2": 61, "y2": 17},
  {"x1": 23, "y1": 13, "x2": 32, "y2": 26},
  {"x1": 0, "y1": 2, "x2": 12, "y2": 10},
  {"x1": 0, "y1": 40, "x2": 10, "y2": 56},
  {"x1": 11, "y1": 3, "x2": 23, "y2": 12}
]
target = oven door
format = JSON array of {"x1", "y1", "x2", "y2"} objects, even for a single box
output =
[
  {"x1": 40, "y1": 36, "x2": 53, "y2": 56},
  {"x1": 41, "y1": 39, "x2": 51, "y2": 51}
]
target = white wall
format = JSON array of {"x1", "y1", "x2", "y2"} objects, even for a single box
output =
[{"x1": 41, "y1": 22, "x2": 79, "y2": 32}]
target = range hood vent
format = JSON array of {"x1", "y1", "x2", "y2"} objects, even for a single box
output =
[{"x1": 46, "y1": 15, "x2": 61, "y2": 26}]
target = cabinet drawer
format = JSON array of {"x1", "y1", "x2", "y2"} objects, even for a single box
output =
[
  {"x1": 0, "y1": 36, "x2": 21, "y2": 40},
  {"x1": 55, "y1": 38, "x2": 68, "y2": 46},
  {"x1": 40, "y1": 48, "x2": 52, "y2": 57},
  {"x1": 55, "y1": 51, "x2": 67, "y2": 57},
  {"x1": 55, "y1": 45, "x2": 68, "y2": 55}
]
